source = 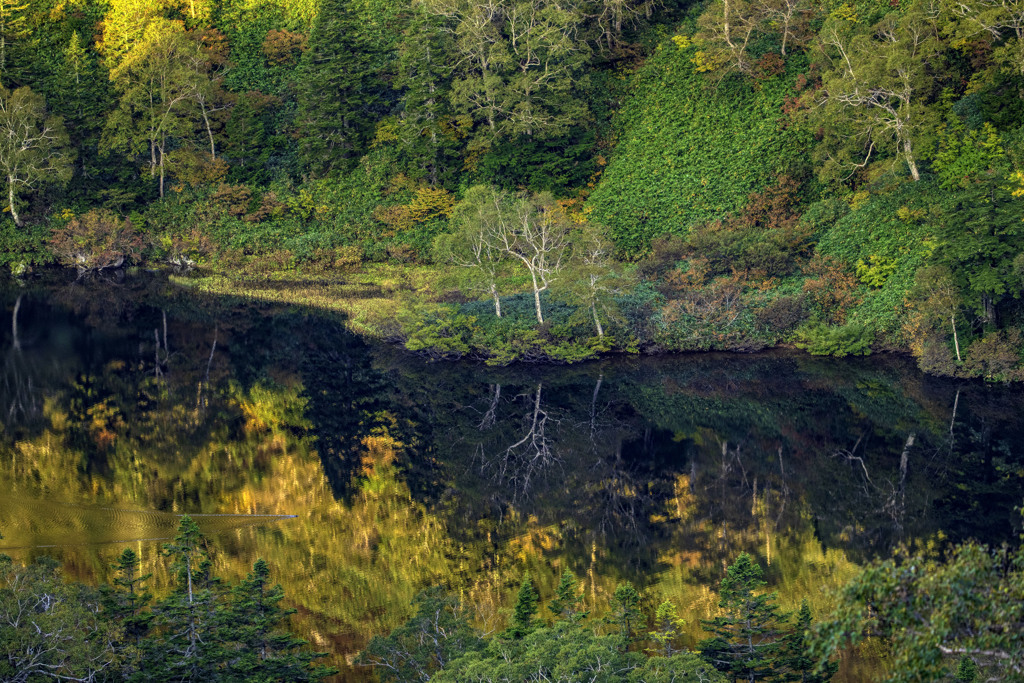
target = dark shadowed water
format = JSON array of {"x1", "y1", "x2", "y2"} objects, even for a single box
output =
[{"x1": 1, "y1": 273, "x2": 1022, "y2": 681}]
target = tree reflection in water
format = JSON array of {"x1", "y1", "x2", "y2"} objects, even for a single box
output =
[{"x1": 1, "y1": 274, "x2": 1023, "y2": 682}]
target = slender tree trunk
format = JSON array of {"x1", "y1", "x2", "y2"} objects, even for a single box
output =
[
  {"x1": 592, "y1": 304, "x2": 603, "y2": 337},
  {"x1": 491, "y1": 283, "x2": 502, "y2": 317},
  {"x1": 529, "y1": 270, "x2": 544, "y2": 324},
  {"x1": 904, "y1": 139, "x2": 920, "y2": 181},
  {"x1": 7, "y1": 176, "x2": 19, "y2": 227},
  {"x1": 981, "y1": 294, "x2": 997, "y2": 326},
  {"x1": 723, "y1": 0, "x2": 734, "y2": 47},
  {"x1": 12, "y1": 293, "x2": 22, "y2": 351},
  {"x1": 159, "y1": 146, "x2": 166, "y2": 197},
  {"x1": 951, "y1": 314, "x2": 961, "y2": 362},
  {"x1": 200, "y1": 101, "x2": 216, "y2": 160}
]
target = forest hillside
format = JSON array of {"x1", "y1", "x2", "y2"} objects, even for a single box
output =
[{"x1": 2, "y1": 0, "x2": 1024, "y2": 377}]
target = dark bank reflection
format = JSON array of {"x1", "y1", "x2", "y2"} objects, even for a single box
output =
[{"x1": 1, "y1": 274, "x2": 1022, "y2": 682}]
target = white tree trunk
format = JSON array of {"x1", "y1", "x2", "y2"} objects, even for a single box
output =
[
  {"x1": 491, "y1": 283, "x2": 502, "y2": 317},
  {"x1": 904, "y1": 139, "x2": 920, "y2": 181},
  {"x1": 8, "y1": 176, "x2": 20, "y2": 227}
]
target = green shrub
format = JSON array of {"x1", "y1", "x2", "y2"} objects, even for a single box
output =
[
  {"x1": 792, "y1": 322, "x2": 875, "y2": 357},
  {"x1": 0, "y1": 219, "x2": 54, "y2": 268}
]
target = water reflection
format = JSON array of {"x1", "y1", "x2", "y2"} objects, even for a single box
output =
[{"x1": 1, "y1": 275, "x2": 1022, "y2": 682}]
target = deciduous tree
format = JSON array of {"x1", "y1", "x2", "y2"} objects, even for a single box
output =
[{"x1": 0, "y1": 84, "x2": 72, "y2": 226}]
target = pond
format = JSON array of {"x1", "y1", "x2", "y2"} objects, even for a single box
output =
[{"x1": 1, "y1": 273, "x2": 1022, "y2": 681}]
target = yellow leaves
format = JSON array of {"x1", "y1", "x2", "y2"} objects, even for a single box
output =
[
  {"x1": 855, "y1": 254, "x2": 897, "y2": 288},
  {"x1": 830, "y1": 3, "x2": 858, "y2": 22},
  {"x1": 896, "y1": 205, "x2": 925, "y2": 223},
  {"x1": 373, "y1": 183, "x2": 456, "y2": 234},
  {"x1": 372, "y1": 118, "x2": 402, "y2": 147},
  {"x1": 691, "y1": 50, "x2": 726, "y2": 73},
  {"x1": 1009, "y1": 170, "x2": 1024, "y2": 198},
  {"x1": 849, "y1": 190, "x2": 870, "y2": 211},
  {"x1": 671, "y1": 35, "x2": 692, "y2": 50}
]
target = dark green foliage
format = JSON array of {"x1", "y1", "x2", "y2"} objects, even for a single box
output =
[
  {"x1": 548, "y1": 569, "x2": 586, "y2": 622},
  {"x1": 933, "y1": 176, "x2": 1024, "y2": 322},
  {"x1": 222, "y1": 559, "x2": 335, "y2": 681},
  {"x1": 0, "y1": 522, "x2": 330, "y2": 683},
  {"x1": 99, "y1": 548, "x2": 154, "y2": 650},
  {"x1": 812, "y1": 542, "x2": 1024, "y2": 683},
  {"x1": 136, "y1": 516, "x2": 227, "y2": 682},
  {"x1": 296, "y1": 0, "x2": 398, "y2": 176},
  {"x1": 779, "y1": 601, "x2": 837, "y2": 683},
  {"x1": 477, "y1": 129, "x2": 598, "y2": 194},
  {"x1": 507, "y1": 573, "x2": 541, "y2": 639},
  {"x1": 792, "y1": 322, "x2": 874, "y2": 358},
  {"x1": 609, "y1": 582, "x2": 642, "y2": 644},
  {"x1": 955, "y1": 656, "x2": 979, "y2": 682},
  {"x1": 430, "y1": 621, "x2": 730, "y2": 683},
  {"x1": 698, "y1": 552, "x2": 790, "y2": 681}
]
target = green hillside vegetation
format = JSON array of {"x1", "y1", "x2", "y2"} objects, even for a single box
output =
[{"x1": 1, "y1": 0, "x2": 1024, "y2": 378}]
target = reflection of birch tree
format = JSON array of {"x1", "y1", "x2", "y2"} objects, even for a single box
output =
[
  {"x1": 3, "y1": 293, "x2": 42, "y2": 425},
  {"x1": 476, "y1": 382, "x2": 559, "y2": 505}
]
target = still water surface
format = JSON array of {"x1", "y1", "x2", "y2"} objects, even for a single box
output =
[{"x1": 2, "y1": 274, "x2": 1023, "y2": 681}]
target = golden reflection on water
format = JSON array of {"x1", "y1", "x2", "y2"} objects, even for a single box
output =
[
  {"x1": 1, "y1": 377, "x2": 876, "y2": 681},
  {"x1": 9, "y1": 285, "x2": 1020, "y2": 683}
]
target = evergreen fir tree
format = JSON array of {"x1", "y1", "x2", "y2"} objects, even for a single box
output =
[
  {"x1": 100, "y1": 548, "x2": 154, "y2": 653},
  {"x1": 548, "y1": 569, "x2": 587, "y2": 623},
  {"x1": 608, "y1": 582, "x2": 642, "y2": 645},
  {"x1": 648, "y1": 599, "x2": 686, "y2": 656},
  {"x1": 507, "y1": 573, "x2": 540, "y2": 639},
  {"x1": 955, "y1": 656, "x2": 979, "y2": 682},
  {"x1": 392, "y1": 4, "x2": 459, "y2": 186},
  {"x1": 222, "y1": 558, "x2": 335, "y2": 681},
  {"x1": 698, "y1": 553, "x2": 790, "y2": 683},
  {"x1": 295, "y1": 0, "x2": 395, "y2": 176},
  {"x1": 780, "y1": 600, "x2": 837, "y2": 682},
  {"x1": 135, "y1": 515, "x2": 225, "y2": 683}
]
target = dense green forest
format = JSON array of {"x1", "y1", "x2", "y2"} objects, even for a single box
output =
[
  {"x1": 2, "y1": 0, "x2": 1024, "y2": 375},
  {"x1": 4, "y1": 528, "x2": 1023, "y2": 681}
]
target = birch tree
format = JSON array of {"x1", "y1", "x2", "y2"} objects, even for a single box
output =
[
  {"x1": 812, "y1": 10, "x2": 943, "y2": 182},
  {"x1": 103, "y1": 21, "x2": 209, "y2": 197},
  {"x1": 0, "y1": 85, "x2": 72, "y2": 227},
  {"x1": 434, "y1": 184, "x2": 512, "y2": 316},
  {"x1": 555, "y1": 222, "x2": 630, "y2": 338},
  {"x1": 492, "y1": 192, "x2": 572, "y2": 324},
  {"x1": 426, "y1": 0, "x2": 591, "y2": 152}
]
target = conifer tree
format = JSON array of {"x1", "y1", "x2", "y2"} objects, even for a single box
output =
[
  {"x1": 222, "y1": 558, "x2": 335, "y2": 681},
  {"x1": 648, "y1": 599, "x2": 686, "y2": 656},
  {"x1": 780, "y1": 600, "x2": 837, "y2": 682},
  {"x1": 507, "y1": 573, "x2": 540, "y2": 639},
  {"x1": 955, "y1": 656, "x2": 979, "y2": 682},
  {"x1": 699, "y1": 553, "x2": 790, "y2": 682},
  {"x1": 392, "y1": 4, "x2": 459, "y2": 186},
  {"x1": 296, "y1": 0, "x2": 394, "y2": 176},
  {"x1": 609, "y1": 582, "x2": 642, "y2": 645},
  {"x1": 548, "y1": 569, "x2": 586, "y2": 622},
  {"x1": 137, "y1": 515, "x2": 225, "y2": 682},
  {"x1": 100, "y1": 548, "x2": 154, "y2": 649}
]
